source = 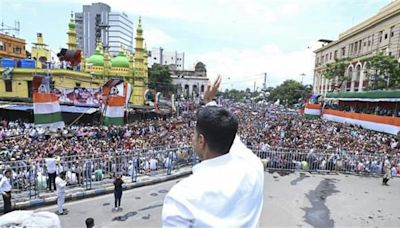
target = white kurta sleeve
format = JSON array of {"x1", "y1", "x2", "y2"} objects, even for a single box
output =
[{"x1": 162, "y1": 194, "x2": 193, "y2": 227}]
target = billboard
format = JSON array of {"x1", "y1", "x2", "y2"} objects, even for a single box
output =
[{"x1": 53, "y1": 87, "x2": 102, "y2": 107}]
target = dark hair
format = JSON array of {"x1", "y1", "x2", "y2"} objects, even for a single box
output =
[
  {"x1": 4, "y1": 169, "x2": 12, "y2": 175},
  {"x1": 85, "y1": 217, "x2": 94, "y2": 228},
  {"x1": 196, "y1": 106, "x2": 238, "y2": 155}
]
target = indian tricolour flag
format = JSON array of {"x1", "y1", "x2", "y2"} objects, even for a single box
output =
[
  {"x1": 103, "y1": 95, "x2": 125, "y2": 125},
  {"x1": 101, "y1": 79, "x2": 132, "y2": 126},
  {"x1": 33, "y1": 92, "x2": 65, "y2": 129},
  {"x1": 304, "y1": 103, "x2": 321, "y2": 118}
]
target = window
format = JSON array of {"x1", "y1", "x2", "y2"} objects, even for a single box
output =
[
  {"x1": 0, "y1": 41, "x2": 4, "y2": 51},
  {"x1": 334, "y1": 50, "x2": 338, "y2": 59},
  {"x1": 5, "y1": 80, "x2": 12, "y2": 92},
  {"x1": 342, "y1": 47, "x2": 346, "y2": 56},
  {"x1": 321, "y1": 56, "x2": 324, "y2": 63},
  {"x1": 379, "y1": 31, "x2": 383, "y2": 42},
  {"x1": 384, "y1": 33, "x2": 388, "y2": 39},
  {"x1": 13, "y1": 47, "x2": 21, "y2": 54},
  {"x1": 325, "y1": 54, "x2": 328, "y2": 61},
  {"x1": 368, "y1": 40, "x2": 371, "y2": 46},
  {"x1": 75, "y1": 82, "x2": 81, "y2": 87},
  {"x1": 354, "y1": 42, "x2": 358, "y2": 52},
  {"x1": 391, "y1": 26, "x2": 395, "y2": 37},
  {"x1": 364, "y1": 42, "x2": 366, "y2": 47},
  {"x1": 372, "y1": 34, "x2": 374, "y2": 45},
  {"x1": 329, "y1": 52, "x2": 332, "y2": 60}
]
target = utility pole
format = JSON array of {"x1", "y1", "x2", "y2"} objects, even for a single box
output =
[
  {"x1": 300, "y1": 73, "x2": 306, "y2": 85},
  {"x1": 263, "y1": 72, "x2": 267, "y2": 91}
]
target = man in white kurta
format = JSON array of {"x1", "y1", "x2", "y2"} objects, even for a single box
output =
[
  {"x1": 162, "y1": 76, "x2": 264, "y2": 227},
  {"x1": 55, "y1": 172, "x2": 67, "y2": 215}
]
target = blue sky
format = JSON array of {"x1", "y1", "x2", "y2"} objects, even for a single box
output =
[{"x1": 0, "y1": 0, "x2": 393, "y2": 90}]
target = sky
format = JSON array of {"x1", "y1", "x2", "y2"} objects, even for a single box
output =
[{"x1": 0, "y1": 0, "x2": 393, "y2": 90}]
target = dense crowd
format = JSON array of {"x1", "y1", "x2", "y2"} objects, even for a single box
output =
[{"x1": 228, "y1": 103, "x2": 400, "y2": 154}]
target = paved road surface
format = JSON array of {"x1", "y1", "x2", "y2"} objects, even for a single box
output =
[{"x1": 36, "y1": 172, "x2": 400, "y2": 227}]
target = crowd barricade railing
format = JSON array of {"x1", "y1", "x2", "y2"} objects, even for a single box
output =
[
  {"x1": 256, "y1": 149, "x2": 400, "y2": 176},
  {"x1": 0, "y1": 146, "x2": 193, "y2": 200}
]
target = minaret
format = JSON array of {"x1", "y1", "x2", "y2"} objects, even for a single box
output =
[
  {"x1": 132, "y1": 17, "x2": 147, "y2": 105},
  {"x1": 134, "y1": 17, "x2": 145, "y2": 77},
  {"x1": 66, "y1": 12, "x2": 77, "y2": 50},
  {"x1": 143, "y1": 43, "x2": 149, "y2": 84}
]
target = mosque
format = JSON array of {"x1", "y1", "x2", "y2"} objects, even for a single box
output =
[{"x1": 0, "y1": 13, "x2": 148, "y2": 106}]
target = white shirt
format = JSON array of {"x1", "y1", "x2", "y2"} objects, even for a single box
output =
[
  {"x1": 0, "y1": 176, "x2": 11, "y2": 194},
  {"x1": 149, "y1": 159, "x2": 158, "y2": 170},
  {"x1": 55, "y1": 176, "x2": 67, "y2": 194},
  {"x1": 162, "y1": 136, "x2": 264, "y2": 227},
  {"x1": 46, "y1": 158, "x2": 57, "y2": 174}
]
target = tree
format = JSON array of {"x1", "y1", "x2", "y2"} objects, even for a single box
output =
[
  {"x1": 323, "y1": 58, "x2": 351, "y2": 92},
  {"x1": 365, "y1": 53, "x2": 400, "y2": 90},
  {"x1": 269, "y1": 80, "x2": 311, "y2": 107},
  {"x1": 148, "y1": 64, "x2": 176, "y2": 95}
]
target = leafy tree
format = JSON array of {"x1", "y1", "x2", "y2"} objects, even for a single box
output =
[
  {"x1": 365, "y1": 53, "x2": 400, "y2": 90},
  {"x1": 269, "y1": 80, "x2": 311, "y2": 107},
  {"x1": 323, "y1": 58, "x2": 351, "y2": 92},
  {"x1": 148, "y1": 64, "x2": 176, "y2": 95}
]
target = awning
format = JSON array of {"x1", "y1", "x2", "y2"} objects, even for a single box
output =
[
  {"x1": 0, "y1": 104, "x2": 98, "y2": 114},
  {"x1": 60, "y1": 106, "x2": 98, "y2": 114},
  {"x1": 0, "y1": 104, "x2": 32, "y2": 111}
]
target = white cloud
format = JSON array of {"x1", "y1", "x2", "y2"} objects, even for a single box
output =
[
  {"x1": 197, "y1": 44, "x2": 315, "y2": 90},
  {"x1": 144, "y1": 28, "x2": 175, "y2": 47}
]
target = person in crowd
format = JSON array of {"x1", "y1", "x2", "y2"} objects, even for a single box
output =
[
  {"x1": 0, "y1": 169, "x2": 13, "y2": 213},
  {"x1": 55, "y1": 171, "x2": 67, "y2": 215},
  {"x1": 162, "y1": 76, "x2": 264, "y2": 227},
  {"x1": 382, "y1": 157, "x2": 392, "y2": 186},
  {"x1": 113, "y1": 173, "x2": 124, "y2": 212}
]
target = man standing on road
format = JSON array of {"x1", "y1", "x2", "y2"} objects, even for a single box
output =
[
  {"x1": 0, "y1": 169, "x2": 13, "y2": 213},
  {"x1": 56, "y1": 171, "x2": 67, "y2": 215},
  {"x1": 162, "y1": 76, "x2": 264, "y2": 227},
  {"x1": 45, "y1": 153, "x2": 57, "y2": 192}
]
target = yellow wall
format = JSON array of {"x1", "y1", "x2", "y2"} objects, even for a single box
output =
[{"x1": 0, "y1": 68, "x2": 104, "y2": 100}]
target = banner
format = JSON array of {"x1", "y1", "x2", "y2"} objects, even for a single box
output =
[{"x1": 54, "y1": 87, "x2": 101, "y2": 107}]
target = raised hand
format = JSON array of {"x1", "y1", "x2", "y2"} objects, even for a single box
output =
[{"x1": 204, "y1": 75, "x2": 222, "y2": 103}]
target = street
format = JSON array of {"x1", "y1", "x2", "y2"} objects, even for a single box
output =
[{"x1": 36, "y1": 172, "x2": 400, "y2": 227}]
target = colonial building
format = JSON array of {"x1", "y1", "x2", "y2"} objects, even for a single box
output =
[
  {"x1": 170, "y1": 62, "x2": 209, "y2": 99},
  {"x1": 0, "y1": 33, "x2": 26, "y2": 60},
  {"x1": 313, "y1": 0, "x2": 400, "y2": 96}
]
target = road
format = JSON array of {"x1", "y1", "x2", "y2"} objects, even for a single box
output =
[{"x1": 36, "y1": 172, "x2": 400, "y2": 227}]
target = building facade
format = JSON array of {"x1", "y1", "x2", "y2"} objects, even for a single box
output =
[
  {"x1": 313, "y1": 0, "x2": 400, "y2": 96},
  {"x1": 149, "y1": 47, "x2": 185, "y2": 70},
  {"x1": 0, "y1": 33, "x2": 26, "y2": 60},
  {"x1": 1, "y1": 15, "x2": 148, "y2": 106},
  {"x1": 75, "y1": 2, "x2": 111, "y2": 57},
  {"x1": 171, "y1": 62, "x2": 209, "y2": 99},
  {"x1": 108, "y1": 12, "x2": 134, "y2": 57}
]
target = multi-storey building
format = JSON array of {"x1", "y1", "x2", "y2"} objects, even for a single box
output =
[
  {"x1": 75, "y1": 3, "x2": 134, "y2": 57},
  {"x1": 148, "y1": 47, "x2": 185, "y2": 70},
  {"x1": 108, "y1": 12, "x2": 134, "y2": 56},
  {"x1": 313, "y1": 0, "x2": 400, "y2": 96}
]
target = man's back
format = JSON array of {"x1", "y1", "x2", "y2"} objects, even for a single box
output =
[{"x1": 162, "y1": 136, "x2": 264, "y2": 227}]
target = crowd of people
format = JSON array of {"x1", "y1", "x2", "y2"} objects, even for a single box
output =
[{"x1": 0, "y1": 101, "x2": 399, "y2": 197}]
